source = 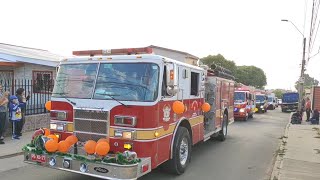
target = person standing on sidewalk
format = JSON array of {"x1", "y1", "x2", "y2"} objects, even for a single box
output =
[
  {"x1": 305, "y1": 97, "x2": 311, "y2": 122},
  {"x1": 9, "y1": 95, "x2": 23, "y2": 140},
  {"x1": 0, "y1": 84, "x2": 9, "y2": 144},
  {"x1": 15, "y1": 88, "x2": 29, "y2": 137}
]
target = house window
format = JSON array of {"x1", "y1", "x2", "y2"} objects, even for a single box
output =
[
  {"x1": 33, "y1": 71, "x2": 53, "y2": 93},
  {"x1": 190, "y1": 72, "x2": 199, "y2": 96}
]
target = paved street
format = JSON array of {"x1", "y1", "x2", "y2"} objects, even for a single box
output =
[{"x1": 0, "y1": 109, "x2": 289, "y2": 180}]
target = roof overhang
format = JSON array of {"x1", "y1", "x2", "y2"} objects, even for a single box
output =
[{"x1": 0, "y1": 53, "x2": 59, "y2": 67}]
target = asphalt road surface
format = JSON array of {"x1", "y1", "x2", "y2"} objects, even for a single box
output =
[{"x1": 0, "y1": 109, "x2": 289, "y2": 180}]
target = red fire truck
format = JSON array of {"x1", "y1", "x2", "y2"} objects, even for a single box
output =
[
  {"x1": 23, "y1": 47, "x2": 235, "y2": 179},
  {"x1": 233, "y1": 84, "x2": 256, "y2": 120}
]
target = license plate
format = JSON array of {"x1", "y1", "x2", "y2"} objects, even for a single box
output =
[{"x1": 31, "y1": 154, "x2": 46, "y2": 163}]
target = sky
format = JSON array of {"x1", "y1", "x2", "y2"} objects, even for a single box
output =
[{"x1": 0, "y1": 0, "x2": 319, "y2": 90}]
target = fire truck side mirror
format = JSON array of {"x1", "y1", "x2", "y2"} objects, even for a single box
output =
[
  {"x1": 165, "y1": 63, "x2": 178, "y2": 96},
  {"x1": 166, "y1": 86, "x2": 178, "y2": 96}
]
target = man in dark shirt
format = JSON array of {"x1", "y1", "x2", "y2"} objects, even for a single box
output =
[{"x1": 0, "y1": 85, "x2": 9, "y2": 144}]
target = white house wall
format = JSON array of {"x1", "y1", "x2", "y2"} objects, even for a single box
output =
[{"x1": 13, "y1": 63, "x2": 56, "y2": 80}]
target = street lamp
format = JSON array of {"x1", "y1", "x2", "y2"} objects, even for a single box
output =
[{"x1": 281, "y1": 19, "x2": 307, "y2": 111}]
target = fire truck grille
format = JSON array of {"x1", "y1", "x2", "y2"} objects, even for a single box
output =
[
  {"x1": 75, "y1": 132, "x2": 107, "y2": 142},
  {"x1": 74, "y1": 109, "x2": 109, "y2": 142}
]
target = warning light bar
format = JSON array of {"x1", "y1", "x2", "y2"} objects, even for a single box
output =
[{"x1": 72, "y1": 47, "x2": 153, "y2": 56}]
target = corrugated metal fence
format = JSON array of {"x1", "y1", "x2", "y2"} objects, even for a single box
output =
[{"x1": 0, "y1": 79, "x2": 54, "y2": 115}]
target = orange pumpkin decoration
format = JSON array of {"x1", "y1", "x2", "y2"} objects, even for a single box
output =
[
  {"x1": 45, "y1": 101, "x2": 52, "y2": 111},
  {"x1": 58, "y1": 140, "x2": 71, "y2": 153},
  {"x1": 45, "y1": 139, "x2": 58, "y2": 153},
  {"x1": 202, "y1": 103, "x2": 211, "y2": 112},
  {"x1": 173, "y1": 101, "x2": 185, "y2": 114},
  {"x1": 84, "y1": 140, "x2": 97, "y2": 154},
  {"x1": 95, "y1": 141, "x2": 110, "y2": 156},
  {"x1": 65, "y1": 135, "x2": 78, "y2": 145},
  {"x1": 97, "y1": 138, "x2": 108, "y2": 143},
  {"x1": 43, "y1": 128, "x2": 50, "y2": 136},
  {"x1": 47, "y1": 134, "x2": 59, "y2": 143}
]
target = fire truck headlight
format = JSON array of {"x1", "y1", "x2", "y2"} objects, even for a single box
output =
[
  {"x1": 239, "y1": 108, "x2": 245, "y2": 113},
  {"x1": 123, "y1": 131, "x2": 135, "y2": 139},
  {"x1": 50, "y1": 123, "x2": 66, "y2": 131},
  {"x1": 115, "y1": 130, "x2": 123, "y2": 138},
  {"x1": 114, "y1": 130, "x2": 135, "y2": 140},
  {"x1": 50, "y1": 123, "x2": 57, "y2": 130}
]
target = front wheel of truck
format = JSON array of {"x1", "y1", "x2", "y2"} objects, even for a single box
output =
[{"x1": 163, "y1": 126, "x2": 191, "y2": 175}]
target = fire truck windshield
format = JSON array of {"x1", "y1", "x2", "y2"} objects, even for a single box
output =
[
  {"x1": 234, "y1": 91, "x2": 246, "y2": 103},
  {"x1": 52, "y1": 62, "x2": 160, "y2": 102},
  {"x1": 94, "y1": 63, "x2": 159, "y2": 102},
  {"x1": 256, "y1": 95, "x2": 265, "y2": 103},
  {"x1": 52, "y1": 63, "x2": 99, "y2": 99}
]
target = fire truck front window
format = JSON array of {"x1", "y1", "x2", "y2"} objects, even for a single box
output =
[
  {"x1": 52, "y1": 63, "x2": 98, "y2": 98},
  {"x1": 256, "y1": 95, "x2": 265, "y2": 103},
  {"x1": 93, "y1": 63, "x2": 159, "y2": 102},
  {"x1": 234, "y1": 92, "x2": 245, "y2": 103}
]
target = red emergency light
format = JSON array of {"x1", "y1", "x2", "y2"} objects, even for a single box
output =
[{"x1": 72, "y1": 47, "x2": 153, "y2": 56}]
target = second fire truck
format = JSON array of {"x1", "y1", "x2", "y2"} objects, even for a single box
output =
[
  {"x1": 23, "y1": 47, "x2": 235, "y2": 179},
  {"x1": 233, "y1": 84, "x2": 256, "y2": 120}
]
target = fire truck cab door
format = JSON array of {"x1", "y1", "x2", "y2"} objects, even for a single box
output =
[{"x1": 177, "y1": 66, "x2": 190, "y2": 100}]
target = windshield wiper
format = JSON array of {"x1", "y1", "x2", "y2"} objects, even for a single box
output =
[
  {"x1": 51, "y1": 93, "x2": 76, "y2": 106},
  {"x1": 65, "y1": 98, "x2": 76, "y2": 106},
  {"x1": 96, "y1": 93, "x2": 129, "y2": 107}
]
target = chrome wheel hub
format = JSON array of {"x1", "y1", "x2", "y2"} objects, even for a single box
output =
[
  {"x1": 179, "y1": 138, "x2": 188, "y2": 166},
  {"x1": 223, "y1": 120, "x2": 227, "y2": 136}
]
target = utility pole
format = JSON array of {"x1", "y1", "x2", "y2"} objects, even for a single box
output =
[
  {"x1": 298, "y1": 37, "x2": 306, "y2": 111},
  {"x1": 281, "y1": 19, "x2": 307, "y2": 111}
]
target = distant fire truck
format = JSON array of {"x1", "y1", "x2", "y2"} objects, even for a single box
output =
[
  {"x1": 23, "y1": 47, "x2": 235, "y2": 179},
  {"x1": 233, "y1": 84, "x2": 256, "y2": 120},
  {"x1": 254, "y1": 90, "x2": 268, "y2": 113}
]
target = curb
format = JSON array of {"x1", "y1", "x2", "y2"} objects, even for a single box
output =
[
  {"x1": 0, "y1": 151, "x2": 24, "y2": 159},
  {"x1": 269, "y1": 112, "x2": 292, "y2": 180}
]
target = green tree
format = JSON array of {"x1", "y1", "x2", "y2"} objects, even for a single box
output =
[
  {"x1": 235, "y1": 66, "x2": 267, "y2": 89},
  {"x1": 273, "y1": 89, "x2": 284, "y2": 99},
  {"x1": 295, "y1": 73, "x2": 319, "y2": 90},
  {"x1": 200, "y1": 54, "x2": 237, "y2": 74}
]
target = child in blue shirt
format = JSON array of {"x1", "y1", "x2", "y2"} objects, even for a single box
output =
[{"x1": 9, "y1": 95, "x2": 24, "y2": 139}]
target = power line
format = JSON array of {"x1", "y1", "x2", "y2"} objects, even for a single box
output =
[
  {"x1": 309, "y1": 0, "x2": 320, "y2": 52},
  {"x1": 304, "y1": 0, "x2": 308, "y2": 35},
  {"x1": 308, "y1": 0, "x2": 316, "y2": 55}
]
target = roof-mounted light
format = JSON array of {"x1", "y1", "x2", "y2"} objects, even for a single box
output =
[{"x1": 72, "y1": 47, "x2": 153, "y2": 56}]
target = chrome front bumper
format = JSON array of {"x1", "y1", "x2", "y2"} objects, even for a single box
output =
[{"x1": 24, "y1": 152, "x2": 151, "y2": 180}]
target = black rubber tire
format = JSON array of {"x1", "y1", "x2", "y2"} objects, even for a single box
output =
[
  {"x1": 217, "y1": 114, "x2": 228, "y2": 141},
  {"x1": 249, "y1": 113, "x2": 253, "y2": 119},
  {"x1": 163, "y1": 127, "x2": 191, "y2": 175},
  {"x1": 244, "y1": 113, "x2": 248, "y2": 121}
]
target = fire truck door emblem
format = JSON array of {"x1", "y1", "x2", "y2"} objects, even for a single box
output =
[
  {"x1": 163, "y1": 105, "x2": 171, "y2": 122},
  {"x1": 191, "y1": 100, "x2": 198, "y2": 110}
]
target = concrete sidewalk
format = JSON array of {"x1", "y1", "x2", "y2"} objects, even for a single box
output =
[
  {"x1": 0, "y1": 131, "x2": 34, "y2": 158},
  {"x1": 271, "y1": 120, "x2": 320, "y2": 180}
]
